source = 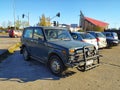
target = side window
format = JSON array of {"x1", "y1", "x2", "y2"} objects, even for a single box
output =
[
  {"x1": 33, "y1": 29, "x2": 44, "y2": 40},
  {"x1": 23, "y1": 29, "x2": 33, "y2": 38}
]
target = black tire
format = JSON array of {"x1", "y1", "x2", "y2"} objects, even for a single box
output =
[
  {"x1": 49, "y1": 55, "x2": 66, "y2": 76},
  {"x1": 23, "y1": 47, "x2": 30, "y2": 61},
  {"x1": 77, "y1": 65, "x2": 86, "y2": 72}
]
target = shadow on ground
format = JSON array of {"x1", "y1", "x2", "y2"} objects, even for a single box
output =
[
  {"x1": 0, "y1": 49, "x2": 12, "y2": 62},
  {"x1": 0, "y1": 51, "x2": 76, "y2": 83}
]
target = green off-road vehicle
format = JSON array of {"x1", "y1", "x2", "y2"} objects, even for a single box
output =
[{"x1": 20, "y1": 26, "x2": 100, "y2": 76}]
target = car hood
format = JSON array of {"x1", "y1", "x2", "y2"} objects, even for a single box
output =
[{"x1": 48, "y1": 40, "x2": 92, "y2": 49}]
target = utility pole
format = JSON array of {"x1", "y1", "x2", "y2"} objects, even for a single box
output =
[
  {"x1": 28, "y1": 13, "x2": 29, "y2": 26},
  {"x1": 13, "y1": 0, "x2": 16, "y2": 30},
  {"x1": 22, "y1": 13, "x2": 30, "y2": 26}
]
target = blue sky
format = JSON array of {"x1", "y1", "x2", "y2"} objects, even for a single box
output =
[{"x1": 0, "y1": 0, "x2": 120, "y2": 28}]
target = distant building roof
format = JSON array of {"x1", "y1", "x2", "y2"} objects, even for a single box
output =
[{"x1": 85, "y1": 17, "x2": 109, "y2": 27}]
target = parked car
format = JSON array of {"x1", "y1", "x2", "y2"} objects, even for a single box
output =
[
  {"x1": 102, "y1": 32, "x2": 119, "y2": 46},
  {"x1": 9, "y1": 30, "x2": 22, "y2": 38},
  {"x1": 87, "y1": 31, "x2": 107, "y2": 49},
  {"x1": 20, "y1": 26, "x2": 100, "y2": 76},
  {"x1": 71, "y1": 32, "x2": 98, "y2": 50},
  {"x1": 104, "y1": 30, "x2": 120, "y2": 40}
]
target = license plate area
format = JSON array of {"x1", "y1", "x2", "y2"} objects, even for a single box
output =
[{"x1": 86, "y1": 60, "x2": 93, "y2": 65}]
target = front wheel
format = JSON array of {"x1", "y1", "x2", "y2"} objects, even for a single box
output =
[{"x1": 49, "y1": 55, "x2": 66, "y2": 76}]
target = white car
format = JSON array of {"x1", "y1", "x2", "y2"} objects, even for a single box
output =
[
  {"x1": 71, "y1": 32, "x2": 98, "y2": 50},
  {"x1": 87, "y1": 31, "x2": 107, "y2": 49}
]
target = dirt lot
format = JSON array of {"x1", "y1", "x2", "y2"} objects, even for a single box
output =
[
  {"x1": 0, "y1": 45, "x2": 120, "y2": 90},
  {"x1": 0, "y1": 34, "x2": 20, "y2": 52}
]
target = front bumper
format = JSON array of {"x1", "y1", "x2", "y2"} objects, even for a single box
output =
[
  {"x1": 112, "y1": 40, "x2": 119, "y2": 44},
  {"x1": 66, "y1": 46, "x2": 100, "y2": 71},
  {"x1": 66, "y1": 55, "x2": 100, "y2": 67}
]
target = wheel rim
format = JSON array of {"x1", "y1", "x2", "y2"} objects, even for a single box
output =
[
  {"x1": 51, "y1": 59, "x2": 60, "y2": 73},
  {"x1": 23, "y1": 48, "x2": 28, "y2": 60}
]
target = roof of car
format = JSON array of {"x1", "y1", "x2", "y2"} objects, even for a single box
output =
[
  {"x1": 25, "y1": 26, "x2": 67, "y2": 30},
  {"x1": 87, "y1": 31, "x2": 102, "y2": 33},
  {"x1": 71, "y1": 32, "x2": 89, "y2": 34},
  {"x1": 104, "y1": 31, "x2": 116, "y2": 34}
]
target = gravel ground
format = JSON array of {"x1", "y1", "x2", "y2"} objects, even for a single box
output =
[{"x1": 0, "y1": 45, "x2": 120, "y2": 90}]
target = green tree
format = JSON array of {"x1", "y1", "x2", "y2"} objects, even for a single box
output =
[
  {"x1": 0, "y1": 27, "x2": 4, "y2": 30},
  {"x1": 39, "y1": 14, "x2": 46, "y2": 26},
  {"x1": 93, "y1": 26, "x2": 104, "y2": 32},
  {"x1": 21, "y1": 21, "x2": 29, "y2": 28},
  {"x1": 46, "y1": 17, "x2": 51, "y2": 26},
  {"x1": 15, "y1": 20, "x2": 22, "y2": 29},
  {"x1": 78, "y1": 29, "x2": 84, "y2": 32}
]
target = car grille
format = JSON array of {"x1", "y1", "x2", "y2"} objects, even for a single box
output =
[
  {"x1": 74, "y1": 46, "x2": 96, "y2": 62},
  {"x1": 84, "y1": 46, "x2": 96, "y2": 58},
  {"x1": 74, "y1": 49, "x2": 84, "y2": 61}
]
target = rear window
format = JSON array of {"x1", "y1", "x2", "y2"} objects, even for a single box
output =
[
  {"x1": 104, "y1": 32, "x2": 118, "y2": 37},
  {"x1": 80, "y1": 33, "x2": 95, "y2": 39},
  {"x1": 113, "y1": 32, "x2": 117, "y2": 36},
  {"x1": 96, "y1": 32, "x2": 105, "y2": 38}
]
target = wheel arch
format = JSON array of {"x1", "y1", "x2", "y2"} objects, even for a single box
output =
[
  {"x1": 20, "y1": 44, "x2": 26, "y2": 54},
  {"x1": 48, "y1": 52, "x2": 65, "y2": 66}
]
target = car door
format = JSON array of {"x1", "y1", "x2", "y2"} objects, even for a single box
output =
[
  {"x1": 22, "y1": 28, "x2": 34, "y2": 54},
  {"x1": 31, "y1": 28, "x2": 48, "y2": 63}
]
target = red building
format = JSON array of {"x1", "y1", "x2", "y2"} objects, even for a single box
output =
[{"x1": 80, "y1": 12, "x2": 109, "y2": 31}]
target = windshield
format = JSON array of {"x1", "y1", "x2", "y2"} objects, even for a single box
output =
[
  {"x1": 96, "y1": 32, "x2": 105, "y2": 38},
  {"x1": 44, "y1": 29, "x2": 72, "y2": 41}
]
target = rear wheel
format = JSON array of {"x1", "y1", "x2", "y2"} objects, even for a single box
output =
[
  {"x1": 49, "y1": 55, "x2": 66, "y2": 76},
  {"x1": 23, "y1": 47, "x2": 30, "y2": 61}
]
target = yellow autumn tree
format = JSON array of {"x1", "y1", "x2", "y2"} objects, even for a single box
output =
[{"x1": 39, "y1": 14, "x2": 51, "y2": 26}]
